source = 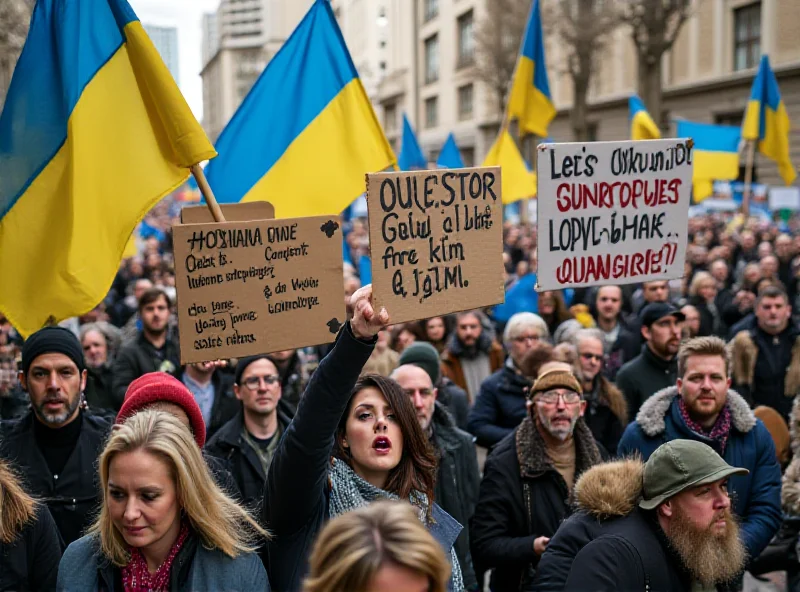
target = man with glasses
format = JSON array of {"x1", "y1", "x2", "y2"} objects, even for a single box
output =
[
  {"x1": 468, "y1": 312, "x2": 549, "y2": 449},
  {"x1": 205, "y1": 355, "x2": 294, "y2": 510},
  {"x1": 471, "y1": 367, "x2": 603, "y2": 591},
  {"x1": 572, "y1": 328, "x2": 627, "y2": 454},
  {"x1": 391, "y1": 364, "x2": 480, "y2": 591}
]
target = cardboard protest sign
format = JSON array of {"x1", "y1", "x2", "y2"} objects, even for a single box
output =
[
  {"x1": 173, "y1": 204, "x2": 345, "y2": 364},
  {"x1": 536, "y1": 139, "x2": 692, "y2": 291},
  {"x1": 367, "y1": 167, "x2": 505, "y2": 325}
]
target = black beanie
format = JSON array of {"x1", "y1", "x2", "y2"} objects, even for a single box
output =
[
  {"x1": 21, "y1": 326, "x2": 85, "y2": 376},
  {"x1": 398, "y1": 342, "x2": 442, "y2": 384},
  {"x1": 234, "y1": 355, "x2": 277, "y2": 385}
]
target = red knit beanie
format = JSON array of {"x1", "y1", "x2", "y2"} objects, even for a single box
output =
[{"x1": 116, "y1": 372, "x2": 207, "y2": 448}]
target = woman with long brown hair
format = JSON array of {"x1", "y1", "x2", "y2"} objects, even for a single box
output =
[
  {"x1": 304, "y1": 500, "x2": 451, "y2": 592},
  {"x1": 263, "y1": 286, "x2": 464, "y2": 591},
  {"x1": 58, "y1": 410, "x2": 269, "y2": 591},
  {"x1": 0, "y1": 458, "x2": 61, "y2": 591}
]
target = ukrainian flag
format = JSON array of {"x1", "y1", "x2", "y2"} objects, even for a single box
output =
[
  {"x1": 398, "y1": 113, "x2": 427, "y2": 170},
  {"x1": 676, "y1": 121, "x2": 740, "y2": 202},
  {"x1": 742, "y1": 55, "x2": 797, "y2": 185},
  {"x1": 0, "y1": 0, "x2": 215, "y2": 337},
  {"x1": 507, "y1": 0, "x2": 556, "y2": 137},
  {"x1": 437, "y1": 133, "x2": 464, "y2": 168},
  {"x1": 482, "y1": 130, "x2": 537, "y2": 203},
  {"x1": 629, "y1": 95, "x2": 661, "y2": 140},
  {"x1": 205, "y1": 0, "x2": 395, "y2": 217}
]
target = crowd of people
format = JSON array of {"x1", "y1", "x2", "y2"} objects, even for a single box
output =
[{"x1": 1, "y1": 196, "x2": 800, "y2": 591}]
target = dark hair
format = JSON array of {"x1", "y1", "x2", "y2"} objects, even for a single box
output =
[
  {"x1": 334, "y1": 375, "x2": 437, "y2": 509},
  {"x1": 757, "y1": 285, "x2": 789, "y2": 306},
  {"x1": 138, "y1": 287, "x2": 171, "y2": 311}
]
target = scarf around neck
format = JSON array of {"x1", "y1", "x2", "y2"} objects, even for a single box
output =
[
  {"x1": 677, "y1": 398, "x2": 732, "y2": 455},
  {"x1": 328, "y1": 458, "x2": 464, "y2": 591}
]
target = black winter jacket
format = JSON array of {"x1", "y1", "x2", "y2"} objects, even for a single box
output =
[
  {"x1": 432, "y1": 403, "x2": 480, "y2": 591},
  {"x1": 470, "y1": 417, "x2": 601, "y2": 592},
  {"x1": 111, "y1": 333, "x2": 180, "y2": 403},
  {"x1": 261, "y1": 323, "x2": 376, "y2": 591},
  {"x1": 467, "y1": 363, "x2": 530, "y2": 449},
  {"x1": 0, "y1": 411, "x2": 110, "y2": 546},
  {"x1": 614, "y1": 345, "x2": 678, "y2": 421},
  {"x1": 534, "y1": 459, "x2": 691, "y2": 591},
  {"x1": 0, "y1": 503, "x2": 61, "y2": 591},
  {"x1": 205, "y1": 402, "x2": 293, "y2": 511}
]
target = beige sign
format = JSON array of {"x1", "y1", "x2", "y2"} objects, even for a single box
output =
[
  {"x1": 173, "y1": 203, "x2": 345, "y2": 364},
  {"x1": 367, "y1": 167, "x2": 505, "y2": 325}
]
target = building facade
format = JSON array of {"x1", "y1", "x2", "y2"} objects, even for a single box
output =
[
  {"x1": 200, "y1": 0, "x2": 313, "y2": 140},
  {"x1": 143, "y1": 25, "x2": 180, "y2": 85}
]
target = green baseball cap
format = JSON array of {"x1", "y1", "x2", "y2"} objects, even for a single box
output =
[{"x1": 639, "y1": 440, "x2": 749, "y2": 510}]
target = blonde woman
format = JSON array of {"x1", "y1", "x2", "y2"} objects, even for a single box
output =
[
  {"x1": 304, "y1": 500, "x2": 450, "y2": 592},
  {"x1": 688, "y1": 271, "x2": 725, "y2": 337},
  {"x1": 57, "y1": 410, "x2": 269, "y2": 591},
  {"x1": 0, "y1": 459, "x2": 61, "y2": 590}
]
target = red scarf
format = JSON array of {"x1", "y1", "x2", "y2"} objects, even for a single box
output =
[
  {"x1": 121, "y1": 523, "x2": 189, "y2": 592},
  {"x1": 677, "y1": 397, "x2": 732, "y2": 455}
]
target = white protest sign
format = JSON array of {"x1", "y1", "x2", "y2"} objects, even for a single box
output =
[
  {"x1": 769, "y1": 186, "x2": 800, "y2": 211},
  {"x1": 536, "y1": 139, "x2": 692, "y2": 291}
]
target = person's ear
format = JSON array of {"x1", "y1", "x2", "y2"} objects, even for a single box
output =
[
  {"x1": 659, "y1": 500, "x2": 673, "y2": 518},
  {"x1": 17, "y1": 371, "x2": 27, "y2": 392},
  {"x1": 578, "y1": 400, "x2": 587, "y2": 417},
  {"x1": 641, "y1": 325, "x2": 651, "y2": 341},
  {"x1": 80, "y1": 369, "x2": 88, "y2": 393},
  {"x1": 432, "y1": 387, "x2": 438, "y2": 401}
]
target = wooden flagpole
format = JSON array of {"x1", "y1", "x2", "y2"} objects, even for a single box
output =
[
  {"x1": 741, "y1": 139, "x2": 756, "y2": 217},
  {"x1": 190, "y1": 164, "x2": 226, "y2": 223}
]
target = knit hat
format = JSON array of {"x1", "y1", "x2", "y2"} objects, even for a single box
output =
[
  {"x1": 530, "y1": 367, "x2": 582, "y2": 397},
  {"x1": 116, "y1": 373, "x2": 206, "y2": 448},
  {"x1": 21, "y1": 326, "x2": 85, "y2": 376},
  {"x1": 398, "y1": 342, "x2": 441, "y2": 384},
  {"x1": 234, "y1": 355, "x2": 278, "y2": 386}
]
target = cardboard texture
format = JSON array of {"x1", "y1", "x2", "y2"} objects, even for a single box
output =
[
  {"x1": 536, "y1": 139, "x2": 692, "y2": 291},
  {"x1": 173, "y1": 204, "x2": 345, "y2": 364},
  {"x1": 367, "y1": 167, "x2": 505, "y2": 325}
]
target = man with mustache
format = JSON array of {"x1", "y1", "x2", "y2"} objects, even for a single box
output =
[
  {"x1": 471, "y1": 368, "x2": 602, "y2": 591},
  {"x1": 0, "y1": 326, "x2": 110, "y2": 546},
  {"x1": 616, "y1": 302, "x2": 684, "y2": 419},
  {"x1": 618, "y1": 336, "x2": 781, "y2": 568},
  {"x1": 534, "y1": 440, "x2": 749, "y2": 591}
]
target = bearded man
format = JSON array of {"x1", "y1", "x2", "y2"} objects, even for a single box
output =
[
  {"x1": 470, "y1": 368, "x2": 602, "y2": 592},
  {"x1": 534, "y1": 440, "x2": 749, "y2": 591},
  {"x1": 617, "y1": 336, "x2": 781, "y2": 566}
]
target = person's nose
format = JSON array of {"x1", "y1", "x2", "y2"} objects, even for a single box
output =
[
  {"x1": 46, "y1": 371, "x2": 60, "y2": 391},
  {"x1": 412, "y1": 392, "x2": 424, "y2": 410},
  {"x1": 714, "y1": 490, "x2": 731, "y2": 510},
  {"x1": 555, "y1": 396, "x2": 567, "y2": 411},
  {"x1": 124, "y1": 498, "x2": 141, "y2": 522},
  {"x1": 374, "y1": 415, "x2": 388, "y2": 432}
]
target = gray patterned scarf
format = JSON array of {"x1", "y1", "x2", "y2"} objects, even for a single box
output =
[{"x1": 328, "y1": 458, "x2": 464, "y2": 591}]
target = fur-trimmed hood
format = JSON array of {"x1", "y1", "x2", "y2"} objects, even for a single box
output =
[
  {"x1": 791, "y1": 395, "x2": 800, "y2": 457},
  {"x1": 597, "y1": 376, "x2": 628, "y2": 427},
  {"x1": 574, "y1": 457, "x2": 644, "y2": 518},
  {"x1": 731, "y1": 328, "x2": 800, "y2": 397},
  {"x1": 783, "y1": 458, "x2": 800, "y2": 515},
  {"x1": 635, "y1": 386, "x2": 756, "y2": 437}
]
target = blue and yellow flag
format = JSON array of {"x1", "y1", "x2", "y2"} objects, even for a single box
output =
[
  {"x1": 629, "y1": 95, "x2": 661, "y2": 140},
  {"x1": 398, "y1": 113, "x2": 427, "y2": 170},
  {"x1": 437, "y1": 133, "x2": 464, "y2": 168},
  {"x1": 742, "y1": 55, "x2": 797, "y2": 185},
  {"x1": 205, "y1": 0, "x2": 395, "y2": 217},
  {"x1": 482, "y1": 130, "x2": 537, "y2": 203},
  {"x1": 676, "y1": 121, "x2": 740, "y2": 202},
  {"x1": 0, "y1": 0, "x2": 215, "y2": 337},
  {"x1": 507, "y1": 0, "x2": 555, "y2": 137}
]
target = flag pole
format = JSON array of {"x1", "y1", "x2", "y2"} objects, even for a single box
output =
[
  {"x1": 742, "y1": 139, "x2": 755, "y2": 217},
  {"x1": 191, "y1": 164, "x2": 226, "y2": 223}
]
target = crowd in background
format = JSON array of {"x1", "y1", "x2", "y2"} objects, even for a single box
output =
[{"x1": 1, "y1": 193, "x2": 800, "y2": 591}]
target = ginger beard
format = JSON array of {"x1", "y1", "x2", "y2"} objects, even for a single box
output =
[{"x1": 666, "y1": 504, "x2": 746, "y2": 587}]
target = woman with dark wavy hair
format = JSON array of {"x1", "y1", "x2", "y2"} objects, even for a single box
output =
[{"x1": 262, "y1": 286, "x2": 464, "y2": 591}]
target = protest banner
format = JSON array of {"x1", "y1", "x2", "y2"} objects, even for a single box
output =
[
  {"x1": 536, "y1": 139, "x2": 692, "y2": 291},
  {"x1": 173, "y1": 203, "x2": 345, "y2": 364},
  {"x1": 367, "y1": 167, "x2": 505, "y2": 325}
]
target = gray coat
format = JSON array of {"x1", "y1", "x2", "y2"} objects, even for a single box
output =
[{"x1": 57, "y1": 533, "x2": 268, "y2": 591}]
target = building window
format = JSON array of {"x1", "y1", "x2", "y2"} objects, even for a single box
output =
[
  {"x1": 425, "y1": 96, "x2": 438, "y2": 128},
  {"x1": 457, "y1": 10, "x2": 474, "y2": 67},
  {"x1": 457, "y1": 84, "x2": 473, "y2": 120},
  {"x1": 384, "y1": 103, "x2": 398, "y2": 133},
  {"x1": 461, "y1": 147, "x2": 475, "y2": 167},
  {"x1": 379, "y1": 61, "x2": 387, "y2": 71},
  {"x1": 587, "y1": 122, "x2": 599, "y2": 142},
  {"x1": 424, "y1": 35, "x2": 439, "y2": 83},
  {"x1": 424, "y1": 0, "x2": 438, "y2": 21},
  {"x1": 733, "y1": 3, "x2": 761, "y2": 71}
]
